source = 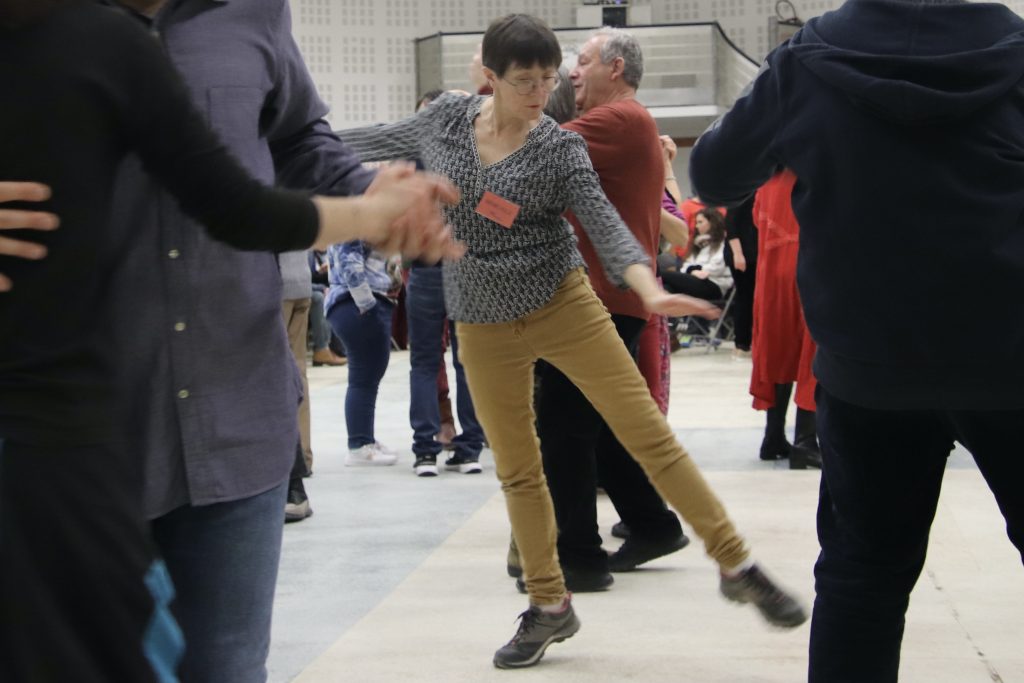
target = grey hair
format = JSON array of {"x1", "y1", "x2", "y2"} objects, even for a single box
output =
[
  {"x1": 543, "y1": 66, "x2": 576, "y2": 124},
  {"x1": 595, "y1": 27, "x2": 643, "y2": 89}
]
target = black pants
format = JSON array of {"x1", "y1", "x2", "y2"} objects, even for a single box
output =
[
  {"x1": 729, "y1": 261, "x2": 756, "y2": 350},
  {"x1": 809, "y1": 387, "x2": 1024, "y2": 683},
  {"x1": 660, "y1": 269, "x2": 725, "y2": 301},
  {"x1": 0, "y1": 438, "x2": 181, "y2": 683},
  {"x1": 535, "y1": 313, "x2": 682, "y2": 573}
]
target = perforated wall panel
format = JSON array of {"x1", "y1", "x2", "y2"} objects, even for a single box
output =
[{"x1": 291, "y1": 0, "x2": 1024, "y2": 127}]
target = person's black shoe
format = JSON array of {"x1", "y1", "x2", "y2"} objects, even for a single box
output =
[
  {"x1": 493, "y1": 599, "x2": 580, "y2": 669},
  {"x1": 788, "y1": 444, "x2": 822, "y2": 470},
  {"x1": 607, "y1": 532, "x2": 691, "y2": 572},
  {"x1": 611, "y1": 520, "x2": 631, "y2": 539},
  {"x1": 284, "y1": 479, "x2": 312, "y2": 523},
  {"x1": 516, "y1": 567, "x2": 613, "y2": 594},
  {"x1": 759, "y1": 436, "x2": 791, "y2": 461},
  {"x1": 444, "y1": 453, "x2": 482, "y2": 474},
  {"x1": 413, "y1": 454, "x2": 438, "y2": 477}
]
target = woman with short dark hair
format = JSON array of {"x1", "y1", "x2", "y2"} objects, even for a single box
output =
[{"x1": 339, "y1": 12, "x2": 807, "y2": 671}]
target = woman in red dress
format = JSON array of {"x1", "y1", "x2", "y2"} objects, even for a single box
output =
[{"x1": 750, "y1": 170, "x2": 821, "y2": 469}]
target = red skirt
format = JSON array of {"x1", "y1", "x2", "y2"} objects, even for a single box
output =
[{"x1": 750, "y1": 171, "x2": 817, "y2": 411}]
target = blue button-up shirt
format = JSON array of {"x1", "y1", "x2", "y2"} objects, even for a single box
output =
[{"x1": 106, "y1": 0, "x2": 375, "y2": 518}]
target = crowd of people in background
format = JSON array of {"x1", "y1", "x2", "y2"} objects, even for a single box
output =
[{"x1": 2, "y1": 1, "x2": 1023, "y2": 682}]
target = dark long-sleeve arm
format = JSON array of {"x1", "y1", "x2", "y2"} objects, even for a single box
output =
[{"x1": 689, "y1": 58, "x2": 786, "y2": 207}]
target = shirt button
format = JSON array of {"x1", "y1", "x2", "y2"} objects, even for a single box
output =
[
  {"x1": 174, "y1": 322, "x2": 187, "y2": 332},
  {"x1": 168, "y1": 249, "x2": 180, "y2": 259},
  {"x1": 177, "y1": 389, "x2": 190, "y2": 399}
]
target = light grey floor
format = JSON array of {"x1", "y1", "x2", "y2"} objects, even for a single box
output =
[{"x1": 269, "y1": 346, "x2": 1016, "y2": 683}]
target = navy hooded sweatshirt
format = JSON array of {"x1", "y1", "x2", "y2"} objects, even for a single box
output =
[{"x1": 690, "y1": 0, "x2": 1024, "y2": 410}]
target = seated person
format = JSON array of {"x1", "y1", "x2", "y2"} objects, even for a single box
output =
[
  {"x1": 661, "y1": 208, "x2": 733, "y2": 301},
  {"x1": 308, "y1": 249, "x2": 346, "y2": 366}
]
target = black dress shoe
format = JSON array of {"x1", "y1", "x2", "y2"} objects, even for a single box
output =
[
  {"x1": 759, "y1": 437, "x2": 792, "y2": 461},
  {"x1": 607, "y1": 533, "x2": 691, "y2": 572},
  {"x1": 611, "y1": 521, "x2": 631, "y2": 539},
  {"x1": 515, "y1": 567, "x2": 614, "y2": 594},
  {"x1": 789, "y1": 444, "x2": 822, "y2": 470}
]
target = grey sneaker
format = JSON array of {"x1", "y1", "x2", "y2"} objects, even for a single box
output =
[
  {"x1": 284, "y1": 480, "x2": 312, "y2": 524},
  {"x1": 720, "y1": 564, "x2": 808, "y2": 628},
  {"x1": 493, "y1": 600, "x2": 581, "y2": 669}
]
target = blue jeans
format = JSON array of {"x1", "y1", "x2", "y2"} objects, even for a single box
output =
[
  {"x1": 327, "y1": 296, "x2": 394, "y2": 449},
  {"x1": 406, "y1": 266, "x2": 483, "y2": 459},
  {"x1": 151, "y1": 481, "x2": 287, "y2": 683},
  {"x1": 809, "y1": 387, "x2": 1024, "y2": 683}
]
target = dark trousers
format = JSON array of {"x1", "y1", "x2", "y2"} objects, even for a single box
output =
[
  {"x1": 0, "y1": 438, "x2": 182, "y2": 683},
  {"x1": 328, "y1": 297, "x2": 395, "y2": 450},
  {"x1": 660, "y1": 269, "x2": 725, "y2": 301},
  {"x1": 809, "y1": 387, "x2": 1024, "y2": 683},
  {"x1": 730, "y1": 261, "x2": 756, "y2": 350},
  {"x1": 535, "y1": 313, "x2": 682, "y2": 573}
]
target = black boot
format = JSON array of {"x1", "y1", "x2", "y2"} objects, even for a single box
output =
[
  {"x1": 790, "y1": 407, "x2": 822, "y2": 470},
  {"x1": 759, "y1": 384, "x2": 793, "y2": 461}
]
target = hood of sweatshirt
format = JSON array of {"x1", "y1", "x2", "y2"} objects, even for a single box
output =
[{"x1": 788, "y1": 0, "x2": 1024, "y2": 123}]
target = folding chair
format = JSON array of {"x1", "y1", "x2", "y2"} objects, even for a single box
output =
[{"x1": 670, "y1": 286, "x2": 737, "y2": 354}]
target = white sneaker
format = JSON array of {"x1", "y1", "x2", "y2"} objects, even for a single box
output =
[
  {"x1": 345, "y1": 444, "x2": 398, "y2": 467},
  {"x1": 374, "y1": 441, "x2": 397, "y2": 456}
]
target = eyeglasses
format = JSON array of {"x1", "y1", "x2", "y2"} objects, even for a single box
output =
[{"x1": 500, "y1": 75, "x2": 560, "y2": 96}]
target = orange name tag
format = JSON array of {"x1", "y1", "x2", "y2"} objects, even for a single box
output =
[{"x1": 475, "y1": 191, "x2": 521, "y2": 229}]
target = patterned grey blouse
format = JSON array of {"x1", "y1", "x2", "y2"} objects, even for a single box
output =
[{"x1": 338, "y1": 93, "x2": 648, "y2": 324}]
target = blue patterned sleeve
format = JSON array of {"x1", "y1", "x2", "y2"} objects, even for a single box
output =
[{"x1": 329, "y1": 242, "x2": 377, "y2": 312}]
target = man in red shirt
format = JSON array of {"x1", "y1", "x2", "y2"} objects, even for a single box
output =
[{"x1": 533, "y1": 28, "x2": 692, "y2": 590}]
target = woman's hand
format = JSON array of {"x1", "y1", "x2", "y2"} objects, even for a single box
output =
[
  {"x1": 364, "y1": 163, "x2": 464, "y2": 262},
  {"x1": 659, "y1": 135, "x2": 677, "y2": 163},
  {"x1": 315, "y1": 163, "x2": 465, "y2": 263},
  {"x1": 623, "y1": 263, "x2": 720, "y2": 319},
  {"x1": 0, "y1": 182, "x2": 60, "y2": 292},
  {"x1": 643, "y1": 291, "x2": 721, "y2": 319}
]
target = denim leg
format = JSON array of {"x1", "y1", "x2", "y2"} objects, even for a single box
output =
[
  {"x1": 308, "y1": 288, "x2": 330, "y2": 351},
  {"x1": 449, "y1": 322, "x2": 484, "y2": 459},
  {"x1": 328, "y1": 298, "x2": 394, "y2": 450},
  {"x1": 406, "y1": 268, "x2": 446, "y2": 458},
  {"x1": 809, "y1": 388, "x2": 953, "y2": 683},
  {"x1": 150, "y1": 481, "x2": 287, "y2": 683}
]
